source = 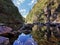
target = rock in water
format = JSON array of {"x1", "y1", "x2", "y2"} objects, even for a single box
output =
[
  {"x1": 0, "y1": 36, "x2": 9, "y2": 45},
  {"x1": 0, "y1": 26, "x2": 12, "y2": 35},
  {"x1": 13, "y1": 33, "x2": 37, "y2": 45}
]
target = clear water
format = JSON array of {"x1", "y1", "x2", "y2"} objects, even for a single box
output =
[{"x1": 13, "y1": 33, "x2": 37, "y2": 45}]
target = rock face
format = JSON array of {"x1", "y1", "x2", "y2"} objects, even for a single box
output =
[
  {"x1": 0, "y1": 0, "x2": 24, "y2": 30},
  {"x1": 26, "y1": 0, "x2": 60, "y2": 23},
  {"x1": 0, "y1": 0, "x2": 24, "y2": 45},
  {"x1": 0, "y1": 36, "x2": 9, "y2": 45},
  {"x1": 19, "y1": 24, "x2": 33, "y2": 34},
  {"x1": 0, "y1": 25, "x2": 12, "y2": 35},
  {"x1": 26, "y1": 0, "x2": 60, "y2": 45}
]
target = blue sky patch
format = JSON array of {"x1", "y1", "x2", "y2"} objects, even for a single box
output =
[{"x1": 12, "y1": 0, "x2": 37, "y2": 18}]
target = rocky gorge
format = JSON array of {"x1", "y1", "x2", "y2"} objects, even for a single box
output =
[{"x1": 0, "y1": 0, "x2": 60, "y2": 45}]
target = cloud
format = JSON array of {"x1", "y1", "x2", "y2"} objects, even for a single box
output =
[
  {"x1": 28, "y1": 0, "x2": 37, "y2": 5},
  {"x1": 13, "y1": 0, "x2": 37, "y2": 18},
  {"x1": 19, "y1": 0, "x2": 25, "y2": 3},
  {"x1": 20, "y1": 9, "x2": 26, "y2": 16},
  {"x1": 24, "y1": 12, "x2": 28, "y2": 18},
  {"x1": 20, "y1": 9, "x2": 26, "y2": 13},
  {"x1": 16, "y1": 0, "x2": 25, "y2": 5},
  {"x1": 19, "y1": 9, "x2": 28, "y2": 18}
]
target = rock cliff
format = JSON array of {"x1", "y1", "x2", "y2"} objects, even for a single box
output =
[
  {"x1": 26, "y1": 0, "x2": 60, "y2": 23},
  {"x1": 0, "y1": 0, "x2": 24, "y2": 30},
  {"x1": 0, "y1": 0, "x2": 24, "y2": 45}
]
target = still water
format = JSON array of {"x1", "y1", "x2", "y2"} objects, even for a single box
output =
[{"x1": 13, "y1": 33, "x2": 37, "y2": 45}]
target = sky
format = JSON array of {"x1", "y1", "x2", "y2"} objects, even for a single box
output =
[{"x1": 12, "y1": 0, "x2": 37, "y2": 18}]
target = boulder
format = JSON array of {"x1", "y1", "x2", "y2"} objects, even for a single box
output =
[
  {"x1": 0, "y1": 26, "x2": 12, "y2": 35},
  {"x1": 0, "y1": 36, "x2": 9, "y2": 45}
]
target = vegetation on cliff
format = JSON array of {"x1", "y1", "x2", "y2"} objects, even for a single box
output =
[
  {"x1": 0, "y1": 0, "x2": 24, "y2": 30},
  {"x1": 26, "y1": 0, "x2": 60, "y2": 23},
  {"x1": 0, "y1": 0, "x2": 24, "y2": 44},
  {"x1": 26, "y1": 0, "x2": 60, "y2": 45}
]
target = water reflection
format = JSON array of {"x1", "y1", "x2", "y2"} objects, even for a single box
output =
[{"x1": 13, "y1": 33, "x2": 37, "y2": 45}]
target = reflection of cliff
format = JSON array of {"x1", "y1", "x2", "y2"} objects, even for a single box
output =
[{"x1": 0, "y1": 0, "x2": 24, "y2": 30}]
